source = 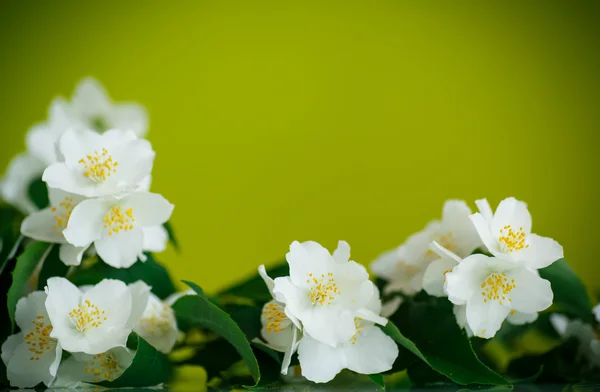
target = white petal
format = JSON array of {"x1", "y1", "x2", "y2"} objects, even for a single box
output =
[
  {"x1": 1, "y1": 333, "x2": 22, "y2": 367},
  {"x1": 475, "y1": 198, "x2": 494, "y2": 221},
  {"x1": 26, "y1": 124, "x2": 59, "y2": 165},
  {"x1": 258, "y1": 264, "x2": 275, "y2": 296},
  {"x1": 594, "y1": 304, "x2": 600, "y2": 324},
  {"x1": 108, "y1": 139, "x2": 155, "y2": 189},
  {"x1": 59, "y1": 243, "x2": 89, "y2": 266},
  {"x1": 445, "y1": 254, "x2": 491, "y2": 304},
  {"x1": 442, "y1": 200, "x2": 482, "y2": 256},
  {"x1": 345, "y1": 325, "x2": 398, "y2": 375},
  {"x1": 110, "y1": 103, "x2": 149, "y2": 137},
  {"x1": 46, "y1": 278, "x2": 82, "y2": 343},
  {"x1": 550, "y1": 314, "x2": 568, "y2": 336},
  {"x1": 286, "y1": 241, "x2": 335, "y2": 288},
  {"x1": 469, "y1": 213, "x2": 497, "y2": 253},
  {"x1": 21, "y1": 208, "x2": 66, "y2": 243},
  {"x1": 429, "y1": 240, "x2": 462, "y2": 262},
  {"x1": 6, "y1": 338, "x2": 58, "y2": 387},
  {"x1": 126, "y1": 281, "x2": 151, "y2": 329},
  {"x1": 72, "y1": 77, "x2": 112, "y2": 117},
  {"x1": 423, "y1": 256, "x2": 457, "y2": 297},
  {"x1": 453, "y1": 304, "x2": 467, "y2": 329},
  {"x1": 95, "y1": 227, "x2": 144, "y2": 268},
  {"x1": 507, "y1": 311, "x2": 538, "y2": 325},
  {"x1": 490, "y1": 197, "x2": 532, "y2": 236},
  {"x1": 0, "y1": 153, "x2": 46, "y2": 213},
  {"x1": 516, "y1": 234, "x2": 564, "y2": 269},
  {"x1": 466, "y1": 294, "x2": 510, "y2": 339},
  {"x1": 297, "y1": 334, "x2": 345, "y2": 383},
  {"x1": 63, "y1": 198, "x2": 110, "y2": 246},
  {"x1": 506, "y1": 268, "x2": 553, "y2": 313},
  {"x1": 332, "y1": 240, "x2": 351, "y2": 264},
  {"x1": 142, "y1": 225, "x2": 168, "y2": 253},
  {"x1": 122, "y1": 192, "x2": 174, "y2": 227},
  {"x1": 42, "y1": 162, "x2": 98, "y2": 197},
  {"x1": 57, "y1": 129, "x2": 103, "y2": 168},
  {"x1": 281, "y1": 326, "x2": 301, "y2": 375},
  {"x1": 381, "y1": 297, "x2": 403, "y2": 318},
  {"x1": 137, "y1": 174, "x2": 152, "y2": 192},
  {"x1": 15, "y1": 291, "x2": 48, "y2": 331}
]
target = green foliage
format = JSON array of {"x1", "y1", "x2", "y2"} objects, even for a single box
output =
[
  {"x1": 70, "y1": 253, "x2": 176, "y2": 300},
  {"x1": 97, "y1": 334, "x2": 173, "y2": 388},
  {"x1": 27, "y1": 178, "x2": 49, "y2": 210},
  {"x1": 172, "y1": 281, "x2": 261, "y2": 385},
  {"x1": 368, "y1": 373, "x2": 385, "y2": 389},
  {"x1": 7, "y1": 242, "x2": 52, "y2": 332},
  {"x1": 37, "y1": 245, "x2": 68, "y2": 290},
  {"x1": 163, "y1": 221, "x2": 180, "y2": 251},
  {"x1": 0, "y1": 205, "x2": 24, "y2": 275}
]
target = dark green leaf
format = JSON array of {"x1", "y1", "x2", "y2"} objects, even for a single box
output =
[
  {"x1": 37, "y1": 245, "x2": 68, "y2": 290},
  {"x1": 225, "y1": 304, "x2": 262, "y2": 340},
  {"x1": 0, "y1": 205, "x2": 24, "y2": 276},
  {"x1": 406, "y1": 360, "x2": 451, "y2": 385},
  {"x1": 163, "y1": 221, "x2": 180, "y2": 251},
  {"x1": 368, "y1": 373, "x2": 385, "y2": 390},
  {"x1": 97, "y1": 334, "x2": 172, "y2": 388},
  {"x1": 7, "y1": 242, "x2": 52, "y2": 332},
  {"x1": 181, "y1": 338, "x2": 242, "y2": 380},
  {"x1": 70, "y1": 253, "x2": 176, "y2": 300},
  {"x1": 383, "y1": 298, "x2": 509, "y2": 386},
  {"x1": 173, "y1": 281, "x2": 260, "y2": 384},
  {"x1": 246, "y1": 343, "x2": 283, "y2": 389},
  {"x1": 507, "y1": 339, "x2": 582, "y2": 383},
  {"x1": 216, "y1": 261, "x2": 288, "y2": 304},
  {"x1": 27, "y1": 178, "x2": 49, "y2": 210},
  {"x1": 539, "y1": 259, "x2": 593, "y2": 323}
]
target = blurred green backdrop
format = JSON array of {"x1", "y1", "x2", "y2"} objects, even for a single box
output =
[{"x1": 1, "y1": 1, "x2": 598, "y2": 296}]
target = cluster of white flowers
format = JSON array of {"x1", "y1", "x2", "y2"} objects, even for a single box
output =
[
  {"x1": 256, "y1": 241, "x2": 399, "y2": 383},
  {"x1": 0, "y1": 78, "x2": 174, "y2": 268},
  {"x1": 0, "y1": 278, "x2": 183, "y2": 388},
  {"x1": 372, "y1": 198, "x2": 564, "y2": 339}
]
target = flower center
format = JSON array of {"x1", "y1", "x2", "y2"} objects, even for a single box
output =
[
  {"x1": 69, "y1": 300, "x2": 107, "y2": 332},
  {"x1": 103, "y1": 206, "x2": 135, "y2": 236},
  {"x1": 24, "y1": 315, "x2": 55, "y2": 361},
  {"x1": 480, "y1": 272, "x2": 516, "y2": 305},
  {"x1": 78, "y1": 148, "x2": 118, "y2": 183},
  {"x1": 263, "y1": 302, "x2": 290, "y2": 333},
  {"x1": 138, "y1": 305, "x2": 175, "y2": 337},
  {"x1": 498, "y1": 225, "x2": 529, "y2": 253},
  {"x1": 83, "y1": 352, "x2": 124, "y2": 382},
  {"x1": 51, "y1": 197, "x2": 76, "y2": 232},
  {"x1": 306, "y1": 272, "x2": 340, "y2": 306},
  {"x1": 350, "y1": 317, "x2": 365, "y2": 344}
]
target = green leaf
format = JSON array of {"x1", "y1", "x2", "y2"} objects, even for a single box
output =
[
  {"x1": 163, "y1": 221, "x2": 180, "y2": 251},
  {"x1": 37, "y1": 245, "x2": 68, "y2": 290},
  {"x1": 539, "y1": 259, "x2": 593, "y2": 323},
  {"x1": 27, "y1": 177, "x2": 49, "y2": 210},
  {"x1": 173, "y1": 281, "x2": 260, "y2": 384},
  {"x1": 0, "y1": 205, "x2": 24, "y2": 276},
  {"x1": 7, "y1": 242, "x2": 52, "y2": 332},
  {"x1": 383, "y1": 298, "x2": 509, "y2": 386},
  {"x1": 224, "y1": 304, "x2": 262, "y2": 340},
  {"x1": 216, "y1": 261, "x2": 289, "y2": 304},
  {"x1": 368, "y1": 374, "x2": 385, "y2": 390},
  {"x1": 97, "y1": 334, "x2": 172, "y2": 388},
  {"x1": 70, "y1": 253, "x2": 176, "y2": 300},
  {"x1": 180, "y1": 338, "x2": 242, "y2": 380}
]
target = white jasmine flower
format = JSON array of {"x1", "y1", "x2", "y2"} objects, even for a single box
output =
[
  {"x1": 1, "y1": 291, "x2": 62, "y2": 388},
  {"x1": 0, "y1": 153, "x2": 47, "y2": 213},
  {"x1": 257, "y1": 265, "x2": 301, "y2": 375},
  {"x1": 371, "y1": 200, "x2": 483, "y2": 296},
  {"x1": 273, "y1": 241, "x2": 386, "y2": 348},
  {"x1": 470, "y1": 197, "x2": 563, "y2": 269},
  {"x1": 296, "y1": 287, "x2": 398, "y2": 383},
  {"x1": 20, "y1": 187, "x2": 90, "y2": 266},
  {"x1": 71, "y1": 77, "x2": 148, "y2": 137},
  {"x1": 445, "y1": 254, "x2": 553, "y2": 338},
  {"x1": 45, "y1": 278, "x2": 150, "y2": 355},
  {"x1": 134, "y1": 292, "x2": 180, "y2": 354},
  {"x1": 62, "y1": 192, "x2": 173, "y2": 268},
  {"x1": 54, "y1": 346, "x2": 134, "y2": 386},
  {"x1": 43, "y1": 129, "x2": 155, "y2": 198}
]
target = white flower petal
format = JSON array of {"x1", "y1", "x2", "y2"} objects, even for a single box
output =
[
  {"x1": 381, "y1": 297, "x2": 403, "y2": 318},
  {"x1": 258, "y1": 264, "x2": 275, "y2": 295},
  {"x1": 594, "y1": 304, "x2": 600, "y2": 324},
  {"x1": 63, "y1": 198, "x2": 110, "y2": 246},
  {"x1": 507, "y1": 311, "x2": 538, "y2": 325},
  {"x1": 72, "y1": 77, "x2": 112, "y2": 117},
  {"x1": 15, "y1": 291, "x2": 48, "y2": 331},
  {"x1": 126, "y1": 281, "x2": 151, "y2": 329},
  {"x1": 475, "y1": 198, "x2": 494, "y2": 221},
  {"x1": 442, "y1": 200, "x2": 482, "y2": 256},
  {"x1": 469, "y1": 213, "x2": 497, "y2": 253},
  {"x1": 1, "y1": 333, "x2": 22, "y2": 367},
  {"x1": 297, "y1": 334, "x2": 345, "y2": 383},
  {"x1": 42, "y1": 162, "x2": 98, "y2": 197},
  {"x1": 59, "y1": 244, "x2": 89, "y2": 266},
  {"x1": 21, "y1": 208, "x2": 66, "y2": 243},
  {"x1": 423, "y1": 256, "x2": 458, "y2": 297},
  {"x1": 0, "y1": 153, "x2": 46, "y2": 213},
  {"x1": 345, "y1": 325, "x2": 398, "y2": 375},
  {"x1": 445, "y1": 254, "x2": 491, "y2": 304},
  {"x1": 57, "y1": 129, "x2": 103, "y2": 168},
  {"x1": 6, "y1": 338, "x2": 58, "y2": 387},
  {"x1": 490, "y1": 197, "x2": 532, "y2": 236},
  {"x1": 110, "y1": 103, "x2": 149, "y2": 137},
  {"x1": 332, "y1": 240, "x2": 351, "y2": 264},
  {"x1": 550, "y1": 314, "x2": 568, "y2": 336},
  {"x1": 122, "y1": 192, "x2": 174, "y2": 227},
  {"x1": 95, "y1": 227, "x2": 144, "y2": 268},
  {"x1": 46, "y1": 278, "x2": 82, "y2": 343},
  {"x1": 281, "y1": 326, "x2": 300, "y2": 375},
  {"x1": 506, "y1": 268, "x2": 553, "y2": 314},
  {"x1": 109, "y1": 139, "x2": 155, "y2": 188},
  {"x1": 286, "y1": 241, "x2": 335, "y2": 288},
  {"x1": 142, "y1": 225, "x2": 168, "y2": 253},
  {"x1": 516, "y1": 234, "x2": 564, "y2": 269},
  {"x1": 466, "y1": 294, "x2": 510, "y2": 339}
]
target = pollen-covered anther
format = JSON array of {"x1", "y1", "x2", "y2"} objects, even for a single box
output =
[
  {"x1": 24, "y1": 315, "x2": 55, "y2": 360},
  {"x1": 78, "y1": 148, "x2": 119, "y2": 183},
  {"x1": 68, "y1": 300, "x2": 107, "y2": 332},
  {"x1": 51, "y1": 197, "x2": 76, "y2": 231},
  {"x1": 103, "y1": 206, "x2": 135, "y2": 236},
  {"x1": 83, "y1": 352, "x2": 123, "y2": 382},
  {"x1": 498, "y1": 225, "x2": 529, "y2": 253},
  {"x1": 306, "y1": 272, "x2": 340, "y2": 306},
  {"x1": 350, "y1": 317, "x2": 365, "y2": 344},
  {"x1": 263, "y1": 302, "x2": 287, "y2": 333},
  {"x1": 480, "y1": 272, "x2": 516, "y2": 304}
]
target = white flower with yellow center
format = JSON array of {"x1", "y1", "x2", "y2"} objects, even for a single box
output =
[
  {"x1": 1, "y1": 291, "x2": 62, "y2": 388},
  {"x1": 20, "y1": 187, "x2": 90, "y2": 266},
  {"x1": 296, "y1": 287, "x2": 398, "y2": 383},
  {"x1": 134, "y1": 292, "x2": 180, "y2": 354},
  {"x1": 53, "y1": 346, "x2": 134, "y2": 387},
  {"x1": 256, "y1": 265, "x2": 301, "y2": 375},
  {"x1": 445, "y1": 254, "x2": 553, "y2": 338},
  {"x1": 45, "y1": 278, "x2": 150, "y2": 355},
  {"x1": 62, "y1": 192, "x2": 173, "y2": 268},
  {"x1": 272, "y1": 241, "x2": 386, "y2": 348},
  {"x1": 43, "y1": 129, "x2": 155, "y2": 198},
  {"x1": 470, "y1": 197, "x2": 563, "y2": 269},
  {"x1": 371, "y1": 200, "x2": 483, "y2": 296}
]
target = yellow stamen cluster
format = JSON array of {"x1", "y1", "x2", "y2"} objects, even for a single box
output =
[
  {"x1": 306, "y1": 272, "x2": 340, "y2": 306},
  {"x1": 69, "y1": 300, "x2": 107, "y2": 332},
  {"x1": 480, "y1": 273, "x2": 516, "y2": 305},
  {"x1": 24, "y1": 316, "x2": 54, "y2": 361},
  {"x1": 350, "y1": 317, "x2": 364, "y2": 344},
  {"x1": 138, "y1": 305, "x2": 174, "y2": 336},
  {"x1": 83, "y1": 352, "x2": 123, "y2": 382},
  {"x1": 51, "y1": 197, "x2": 76, "y2": 232},
  {"x1": 263, "y1": 302, "x2": 287, "y2": 333},
  {"x1": 498, "y1": 225, "x2": 529, "y2": 253},
  {"x1": 104, "y1": 206, "x2": 135, "y2": 236},
  {"x1": 79, "y1": 148, "x2": 118, "y2": 182}
]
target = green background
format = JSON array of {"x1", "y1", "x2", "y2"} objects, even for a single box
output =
[{"x1": 1, "y1": 1, "x2": 598, "y2": 296}]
